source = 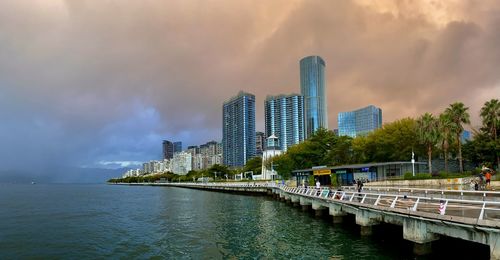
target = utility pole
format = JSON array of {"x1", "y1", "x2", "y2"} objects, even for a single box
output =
[{"x1": 412, "y1": 149, "x2": 415, "y2": 177}]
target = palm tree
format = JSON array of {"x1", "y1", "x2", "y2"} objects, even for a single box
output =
[
  {"x1": 480, "y1": 99, "x2": 500, "y2": 169},
  {"x1": 417, "y1": 113, "x2": 439, "y2": 173},
  {"x1": 444, "y1": 102, "x2": 471, "y2": 173},
  {"x1": 439, "y1": 113, "x2": 454, "y2": 172}
]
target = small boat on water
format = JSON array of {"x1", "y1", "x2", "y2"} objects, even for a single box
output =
[{"x1": 31, "y1": 181, "x2": 36, "y2": 185}]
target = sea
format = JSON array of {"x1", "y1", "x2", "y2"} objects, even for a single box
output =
[{"x1": 0, "y1": 183, "x2": 489, "y2": 259}]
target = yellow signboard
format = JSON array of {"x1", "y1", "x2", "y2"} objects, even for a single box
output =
[{"x1": 313, "y1": 169, "x2": 331, "y2": 176}]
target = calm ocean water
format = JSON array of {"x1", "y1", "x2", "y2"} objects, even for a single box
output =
[{"x1": 0, "y1": 184, "x2": 489, "y2": 259}]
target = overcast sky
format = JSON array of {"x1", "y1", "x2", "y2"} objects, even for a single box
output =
[{"x1": 1, "y1": 0, "x2": 499, "y2": 172}]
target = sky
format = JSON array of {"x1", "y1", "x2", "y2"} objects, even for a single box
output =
[{"x1": 1, "y1": 0, "x2": 499, "y2": 174}]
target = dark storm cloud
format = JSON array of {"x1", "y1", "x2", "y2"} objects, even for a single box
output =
[{"x1": 0, "y1": 0, "x2": 499, "y2": 173}]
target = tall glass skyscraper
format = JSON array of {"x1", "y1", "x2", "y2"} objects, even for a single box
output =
[
  {"x1": 222, "y1": 91, "x2": 256, "y2": 167},
  {"x1": 265, "y1": 94, "x2": 305, "y2": 151},
  {"x1": 173, "y1": 141, "x2": 182, "y2": 153},
  {"x1": 162, "y1": 140, "x2": 174, "y2": 159},
  {"x1": 300, "y1": 55, "x2": 328, "y2": 138},
  {"x1": 338, "y1": 105, "x2": 382, "y2": 137}
]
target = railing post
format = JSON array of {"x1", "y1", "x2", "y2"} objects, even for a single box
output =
[
  {"x1": 411, "y1": 198, "x2": 420, "y2": 211},
  {"x1": 390, "y1": 196, "x2": 399, "y2": 208},
  {"x1": 479, "y1": 202, "x2": 487, "y2": 220},
  {"x1": 361, "y1": 194, "x2": 367, "y2": 204},
  {"x1": 374, "y1": 195, "x2": 381, "y2": 206},
  {"x1": 440, "y1": 200, "x2": 449, "y2": 215},
  {"x1": 331, "y1": 191, "x2": 337, "y2": 200}
]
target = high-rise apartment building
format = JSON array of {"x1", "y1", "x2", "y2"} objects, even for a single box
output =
[
  {"x1": 264, "y1": 94, "x2": 305, "y2": 151},
  {"x1": 300, "y1": 55, "x2": 328, "y2": 138},
  {"x1": 338, "y1": 105, "x2": 382, "y2": 137},
  {"x1": 255, "y1": 132, "x2": 266, "y2": 156},
  {"x1": 171, "y1": 151, "x2": 192, "y2": 175},
  {"x1": 162, "y1": 140, "x2": 174, "y2": 159},
  {"x1": 222, "y1": 91, "x2": 256, "y2": 167},
  {"x1": 173, "y1": 142, "x2": 183, "y2": 153}
]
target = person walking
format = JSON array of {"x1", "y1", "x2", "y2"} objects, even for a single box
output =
[
  {"x1": 357, "y1": 179, "x2": 363, "y2": 193},
  {"x1": 485, "y1": 170, "x2": 492, "y2": 190}
]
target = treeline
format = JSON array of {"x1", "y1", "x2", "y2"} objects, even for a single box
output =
[
  {"x1": 108, "y1": 164, "x2": 243, "y2": 183},
  {"x1": 271, "y1": 100, "x2": 499, "y2": 179}
]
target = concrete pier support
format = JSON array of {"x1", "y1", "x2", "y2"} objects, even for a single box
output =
[
  {"x1": 314, "y1": 209, "x2": 325, "y2": 217},
  {"x1": 403, "y1": 218, "x2": 439, "y2": 256},
  {"x1": 312, "y1": 202, "x2": 327, "y2": 217},
  {"x1": 299, "y1": 197, "x2": 312, "y2": 212},
  {"x1": 413, "y1": 242, "x2": 432, "y2": 256},
  {"x1": 355, "y1": 210, "x2": 381, "y2": 236},
  {"x1": 360, "y1": 226, "x2": 373, "y2": 236},
  {"x1": 291, "y1": 195, "x2": 300, "y2": 207},
  {"x1": 329, "y1": 204, "x2": 347, "y2": 224},
  {"x1": 332, "y1": 216, "x2": 344, "y2": 223},
  {"x1": 489, "y1": 232, "x2": 500, "y2": 260}
]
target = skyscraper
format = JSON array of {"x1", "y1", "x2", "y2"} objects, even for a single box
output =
[
  {"x1": 255, "y1": 131, "x2": 266, "y2": 156},
  {"x1": 162, "y1": 140, "x2": 174, "y2": 159},
  {"x1": 173, "y1": 141, "x2": 183, "y2": 153},
  {"x1": 338, "y1": 105, "x2": 382, "y2": 137},
  {"x1": 300, "y1": 55, "x2": 328, "y2": 138},
  {"x1": 222, "y1": 91, "x2": 256, "y2": 167},
  {"x1": 264, "y1": 94, "x2": 305, "y2": 151}
]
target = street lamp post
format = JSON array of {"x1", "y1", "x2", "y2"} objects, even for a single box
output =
[{"x1": 411, "y1": 150, "x2": 415, "y2": 177}]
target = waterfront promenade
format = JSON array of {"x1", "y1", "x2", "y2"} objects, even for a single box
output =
[{"x1": 118, "y1": 182, "x2": 500, "y2": 259}]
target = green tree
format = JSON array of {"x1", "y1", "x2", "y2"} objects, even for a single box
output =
[
  {"x1": 438, "y1": 113, "x2": 454, "y2": 172},
  {"x1": 207, "y1": 164, "x2": 231, "y2": 180},
  {"x1": 272, "y1": 153, "x2": 296, "y2": 179},
  {"x1": 325, "y1": 135, "x2": 354, "y2": 165},
  {"x1": 480, "y1": 99, "x2": 500, "y2": 169},
  {"x1": 352, "y1": 136, "x2": 368, "y2": 163},
  {"x1": 417, "y1": 113, "x2": 439, "y2": 173},
  {"x1": 444, "y1": 102, "x2": 470, "y2": 173},
  {"x1": 244, "y1": 156, "x2": 262, "y2": 176},
  {"x1": 363, "y1": 118, "x2": 420, "y2": 162}
]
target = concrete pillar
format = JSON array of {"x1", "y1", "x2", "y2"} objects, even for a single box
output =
[
  {"x1": 312, "y1": 202, "x2": 326, "y2": 217},
  {"x1": 355, "y1": 210, "x2": 381, "y2": 236},
  {"x1": 360, "y1": 226, "x2": 373, "y2": 236},
  {"x1": 329, "y1": 204, "x2": 346, "y2": 216},
  {"x1": 490, "y1": 232, "x2": 500, "y2": 260},
  {"x1": 413, "y1": 242, "x2": 432, "y2": 256},
  {"x1": 403, "y1": 218, "x2": 439, "y2": 256},
  {"x1": 329, "y1": 204, "x2": 346, "y2": 224},
  {"x1": 291, "y1": 195, "x2": 300, "y2": 207},
  {"x1": 332, "y1": 216, "x2": 344, "y2": 224}
]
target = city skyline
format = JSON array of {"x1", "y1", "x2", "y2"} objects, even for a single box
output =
[{"x1": 1, "y1": 1, "x2": 499, "y2": 178}]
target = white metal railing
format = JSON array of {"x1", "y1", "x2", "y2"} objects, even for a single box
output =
[
  {"x1": 284, "y1": 186, "x2": 500, "y2": 221},
  {"x1": 341, "y1": 185, "x2": 500, "y2": 200}
]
